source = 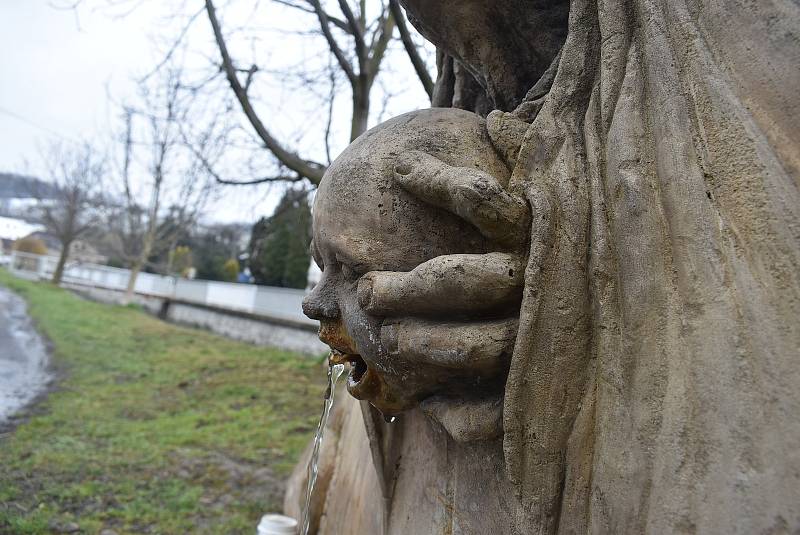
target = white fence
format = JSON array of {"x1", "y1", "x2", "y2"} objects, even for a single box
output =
[{"x1": 8, "y1": 251, "x2": 314, "y2": 326}]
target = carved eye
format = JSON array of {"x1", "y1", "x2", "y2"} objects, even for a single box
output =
[{"x1": 340, "y1": 263, "x2": 360, "y2": 282}]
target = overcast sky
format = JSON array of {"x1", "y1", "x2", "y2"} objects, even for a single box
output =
[{"x1": 0, "y1": 0, "x2": 432, "y2": 223}]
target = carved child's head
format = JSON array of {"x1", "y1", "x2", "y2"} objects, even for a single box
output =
[{"x1": 303, "y1": 108, "x2": 520, "y2": 427}]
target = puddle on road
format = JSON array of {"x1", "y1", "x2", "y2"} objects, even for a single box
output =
[{"x1": 0, "y1": 286, "x2": 52, "y2": 425}]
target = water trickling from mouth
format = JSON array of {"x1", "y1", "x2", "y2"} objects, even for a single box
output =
[{"x1": 300, "y1": 360, "x2": 346, "y2": 535}]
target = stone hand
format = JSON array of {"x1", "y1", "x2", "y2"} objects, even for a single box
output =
[{"x1": 357, "y1": 150, "x2": 530, "y2": 377}]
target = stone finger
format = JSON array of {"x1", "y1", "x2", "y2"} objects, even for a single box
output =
[
  {"x1": 393, "y1": 150, "x2": 530, "y2": 248},
  {"x1": 357, "y1": 252, "x2": 524, "y2": 316},
  {"x1": 380, "y1": 317, "x2": 518, "y2": 375},
  {"x1": 486, "y1": 110, "x2": 530, "y2": 170}
]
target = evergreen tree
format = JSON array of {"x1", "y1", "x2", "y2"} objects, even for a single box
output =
[{"x1": 248, "y1": 189, "x2": 311, "y2": 288}]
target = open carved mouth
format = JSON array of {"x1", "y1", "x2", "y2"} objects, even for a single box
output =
[
  {"x1": 330, "y1": 350, "x2": 374, "y2": 398},
  {"x1": 330, "y1": 350, "x2": 368, "y2": 385},
  {"x1": 347, "y1": 356, "x2": 368, "y2": 384}
]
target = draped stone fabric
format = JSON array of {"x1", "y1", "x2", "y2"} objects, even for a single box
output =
[
  {"x1": 503, "y1": 0, "x2": 800, "y2": 532},
  {"x1": 287, "y1": 0, "x2": 800, "y2": 532}
]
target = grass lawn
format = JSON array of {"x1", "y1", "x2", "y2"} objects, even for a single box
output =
[{"x1": 0, "y1": 270, "x2": 326, "y2": 534}]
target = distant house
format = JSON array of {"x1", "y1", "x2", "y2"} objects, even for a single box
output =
[
  {"x1": 0, "y1": 216, "x2": 43, "y2": 255},
  {"x1": 20, "y1": 231, "x2": 108, "y2": 265},
  {"x1": 0, "y1": 238, "x2": 15, "y2": 266},
  {"x1": 69, "y1": 239, "x2": 108, "y2": 265}
]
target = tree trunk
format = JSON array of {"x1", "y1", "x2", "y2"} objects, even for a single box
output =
[
  {"x1": 350, "y1": 86, "x2": 370, "y2": 141},
  {"x1": 125, "y1": 236, "x2": 154, "y2": 303},
  {"x1": 51, "y1": 241, "x2": 72, "y2": 285},
  {"x1": 124, "y1": 258, "x2": 144, "y2": 303}
]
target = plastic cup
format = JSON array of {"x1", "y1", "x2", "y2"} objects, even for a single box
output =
[{"x1": 257, "y1": 514, "x2": 298, "y2": 535}]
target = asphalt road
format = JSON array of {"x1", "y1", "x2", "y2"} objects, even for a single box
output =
[{"x1": 0, "y1": 285, "x2": 51, "y2": 424}]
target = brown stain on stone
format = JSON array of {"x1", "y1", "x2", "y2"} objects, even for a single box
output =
[{"x1": 318, "y1": 319, "x2": 403, "y2": 416}]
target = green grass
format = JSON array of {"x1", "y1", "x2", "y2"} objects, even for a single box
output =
[{"x1": 0, "y1": 270, "x2": 326, "y2": 534}]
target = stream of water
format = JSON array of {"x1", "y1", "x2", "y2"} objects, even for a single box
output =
[{"x1": 300, "y1": 361, "x2": 346, "y2": 535}]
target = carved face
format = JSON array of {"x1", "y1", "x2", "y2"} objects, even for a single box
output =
[{"x1": 302, "y1": 109, "x2": 511, "y2": 417}]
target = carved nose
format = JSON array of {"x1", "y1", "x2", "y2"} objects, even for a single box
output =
[{"x1": 302, "y1": 291, "x2": 339, "y2": 321}]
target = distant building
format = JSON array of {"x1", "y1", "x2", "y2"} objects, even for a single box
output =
[
  {"x1": 0, "y1": 216, "x2": 43, "y2": 254},
  {"x1": 19, "y1": 231, "x2": 108, "y2": 265},
  {"x1": 69, "y1": 238, "x2": 108, "y2": 265}
]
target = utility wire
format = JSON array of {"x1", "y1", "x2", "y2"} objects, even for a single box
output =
[{"x1": 0, "y1": 105, "x2": 81, "y2": 145}]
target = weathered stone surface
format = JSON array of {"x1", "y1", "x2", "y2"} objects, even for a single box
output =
[
  {"x1": 288, "y1": 0, "x2": 800, "y2": 533},
  {"x1": 401, "y1": 0, "x2": 569, "y2": 111}
]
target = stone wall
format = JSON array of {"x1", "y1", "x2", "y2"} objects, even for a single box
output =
[{"x1": 64, "y1": 282, "x2": 326, "y2": 356}]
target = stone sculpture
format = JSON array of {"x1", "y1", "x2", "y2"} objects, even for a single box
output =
[
  {"x1": 303, "y1": 108, "x2": 526, "y2": 428},
  {"x1": 286, "y1": 0, "x2": 800, "y2": 533}
]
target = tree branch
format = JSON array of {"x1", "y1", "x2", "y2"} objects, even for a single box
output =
[
  {"x1": 337, "y1": 0, "x2": 365, "y2": 68},
  {"x1": 324, "y1": 62, "x2": 336, "y2": 164},
  {"x1": 308, "y1": 0, "x2": 357, "y2": 85},
  {"x1": 215, "y1": 174, "x2": 305, "y2": 185},
  {"x1": 271, "y1": 0, "x2": 352, "y2": 33},
  {"x1": 182, "y1": 127, "x2": 305, "y2": 186},
  {"x1": 205, "y1": 0, "x2": 326, "y2": 184},
  {"x1": 241, "y1": 64, "x2": 258, "y2": 92},
  {"x1": 139, "y1": 5, "x2": 205, "y2": 82},
  {"x1": 389, "y1": 0, "x2": 432, "y2": 99},
  {"x1": 366, "y1": 10, "x2": 395, "y2": 85}
]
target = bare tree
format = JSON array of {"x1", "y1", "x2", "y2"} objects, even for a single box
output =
[
  {"x1": 63, "y1": 0, "x2": 435, "y2": 188},
  {"x1": 35, "y1": 142, "x2": 104, "y2": 285},
  {"x1": 193, "y1": 0, "x2": 434, "y2": 185},
  {"x1": 108, "y1": 69, "x2": 218, "y2": 300}
]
